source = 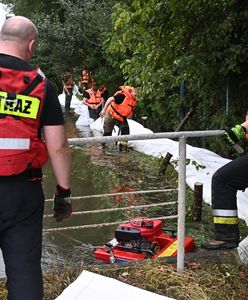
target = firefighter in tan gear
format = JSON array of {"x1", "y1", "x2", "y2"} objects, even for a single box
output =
[{"x1": 202, "y1": 120, "x2": 248, "y2": 250}]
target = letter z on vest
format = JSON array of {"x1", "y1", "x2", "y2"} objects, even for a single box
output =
[{"x1": 0, "y1": 91, "x2": 40, "y2": 119}]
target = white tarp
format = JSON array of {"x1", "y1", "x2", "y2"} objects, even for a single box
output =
[
  {"x1": 57, "y1": 96, "x2": 248, "y2": 299},
  {"x1": 88, "y1": 117, "x2": 248, "y2": 225},
  {"x1": 55, "y1": 270, "x2": 174, "y2": 300},
  {"x1": 59, "y1": 93, "x2": 83, "y2": 110}
]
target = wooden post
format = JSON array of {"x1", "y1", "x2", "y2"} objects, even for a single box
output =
[
  {"x1": 159, "y1": 152, "x2": 173, "y2": 175},
  {"x1": 175, "y1": 107, "x2": 195, "y2": 132},
  {"x1": 192, "y1": 182, "x2": 203, "y2": 222}
]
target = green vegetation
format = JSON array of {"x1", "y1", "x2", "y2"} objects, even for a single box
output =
[
  {"x1": 0, "y1": 146, "x2": 248, "y2": 299},
  {"x1": 0, "y1": 1, "x2": 247, "y2": 298},
  {"x1": 1, "y1": 0, "x2": 248, "y2": 153}
]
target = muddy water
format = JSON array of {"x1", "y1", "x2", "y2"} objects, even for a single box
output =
[
  {"x1": 41, "y1": 112, "x2": 177, "y2": 269},
  {"x1": 42, "y1": 113, "x2": 120, "y2": 267}
]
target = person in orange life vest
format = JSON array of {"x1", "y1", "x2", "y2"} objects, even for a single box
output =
[
  {"x1": 99, "y1": 85, "x2": 110, "y2": 104},
  {"x1": 99, "y1": 86, "x2": 137, "y2": 138},
  {"x1": 83, "y1": 84, "x2": 104, "y2": 120},
  {"x1": 62, "y1": 72, "x2": 75, "y2": 112},
  {"x1": 81, "y1": 68, "x2": 89, "y2": 84},
  {"x1": 201, "y1": 118, "x2": 248, "y2": 250},
  {"x1": 0, "y1": 16, "x2": 71, "y2": 299}
]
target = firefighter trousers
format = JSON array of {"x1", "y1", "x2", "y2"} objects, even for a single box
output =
[
  {"x1": 103, "y1": 111, "x2": 130, "y2": 136},
  {"x1": 0, "y1": 173, "x2": 44, "y2": 300},
  {"x1": 211, "y1": 155, "x2": 248, "y2": 243}
]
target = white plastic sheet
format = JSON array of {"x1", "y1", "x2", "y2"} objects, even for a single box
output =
[
  {"x1": 87, "y1": 118, "x2": 248, "y2": 226},
  {"x1": 55, "y1": 270, "x2": 174, "y2": 300},
  {"x1": 54, "y1": 101, "x2": 248, "y2": 298}
]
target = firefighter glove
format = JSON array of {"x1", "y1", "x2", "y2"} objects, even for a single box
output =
[
  {"x1": 53, "y1": 185, "x2": 72, "y2": 222},
  {"x1": 224, "y1": 125, "x2": 246, "y2": 145}
]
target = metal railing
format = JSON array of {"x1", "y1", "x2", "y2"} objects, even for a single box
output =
[
  {"x1": 50, "y1": 130, "x2": 224, "y2": 272},
  {"x1": 44, "y1": 188, "x2": 178, "y2": 219}
]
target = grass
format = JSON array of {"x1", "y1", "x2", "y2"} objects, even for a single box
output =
[
  {"x1": 90, "y1": 260, "x2": 248, "y2": 300},
  {"x1": 0, "y1": 259, "x2": 247, "y2": 300},
  {"x1": 0, "y1": 149, "x2": 248, "y2": 299}
]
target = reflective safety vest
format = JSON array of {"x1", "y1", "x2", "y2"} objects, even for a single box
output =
[
  {"x1": 108, "y1": 87, "x2": 137, "y2": 123},
  {"x1": 0, "y1": 67, "x2": 48, "y2": 176},
  {"x1": 85, "y1": 89, "x2": 103, "y2": 105}
]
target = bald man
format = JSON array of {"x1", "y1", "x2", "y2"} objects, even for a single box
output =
[{"x1": 0, "y1": 16, "x2": 71, "y2": 299}]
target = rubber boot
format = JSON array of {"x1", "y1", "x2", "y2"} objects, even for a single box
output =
[
  {"x1": 102, "y1": 132, "x2": 111, "y2": 148},
  {"x1": 118, "y1": 141, "x2": 128, "y2": 152},
  {"x1": 201, "y1": 224, "x2": 240, "y2": 250}
]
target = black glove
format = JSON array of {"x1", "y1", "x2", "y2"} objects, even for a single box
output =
[
  {"x1": 224, "y1": 125, "x2": 246, "y2": 146},
  {"x1": 53, "y1": 185, "x2": 72, "y2": 222}
]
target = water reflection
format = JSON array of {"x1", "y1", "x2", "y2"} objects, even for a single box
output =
[
  {"x1": 42, "y1": 113, "x2": 120, "y2": 267},
  {"x1": 42, "y1": 112, "x2": 176, "y2": 269}
]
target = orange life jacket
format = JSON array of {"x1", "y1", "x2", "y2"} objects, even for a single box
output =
[
  {"x1": 99, "y1": 87, "x2": 107, "y2": 95},
  {"x1": 0, "y1": 67, "x2": 48, "y2": 176},
  {"x1": 82, "y1": 69, "x2": 89, "y2": 84},
  {"x1": 85, "y1": 89, "x2": 103, "y2": 105},
  {"x1": 64, "y1": 78, "x2": 74, "y2": 89},
  {"x1": 108, "y1": 86, "x2": 137, "y2": 122}
]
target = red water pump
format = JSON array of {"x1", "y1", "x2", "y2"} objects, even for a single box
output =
[
  {"x1": 94, "y1": 216, "x2": 195, "y2": 263},
  {"x1": 112, "y1": 217, "x2": 164, "y2": 256}
]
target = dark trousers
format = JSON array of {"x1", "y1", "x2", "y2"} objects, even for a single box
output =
[
  {"x1": 211, "y1": 155, "x2": 248, "y2": 242},
  {"x1": 103, "y1": 111, "x2": 130, "y2": 135},
  {"x1": 88, "y1": 106, "x2": 102, "y2": 121},
  {"x1": 0, "y1": 175, "x2": 44, "y2": 300},
  {"x1": 65, "y1": 88, "x2": 73, "y2": 111}
]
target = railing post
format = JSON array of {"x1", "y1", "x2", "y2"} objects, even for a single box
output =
[{"x1": 177, "y1": 136, "x2": 186, "y2": 272}]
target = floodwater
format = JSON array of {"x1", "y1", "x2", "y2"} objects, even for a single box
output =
[
  {"x1": 42, "y1": 112, "x2": 121, "y2": 268},
  {"x1": 0, "y1": 111, "x2": 178, "y2": 277},
  {"x1": 40, "y1": 111, "x2": 178, "y2": 270},
  {"x1": 0, "y1": 112, "x2": 114, "y2": 277},
  {"x1": 0, "y1": 111, "x2": 177, "y2": 277}
]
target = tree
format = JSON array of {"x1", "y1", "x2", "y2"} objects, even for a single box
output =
[
  {"x1": 1, "y1": 0, "x2": 121, "y2": 92},
  {"x1": 106, "y1": 0, "x2": 248, "y2": 135}
]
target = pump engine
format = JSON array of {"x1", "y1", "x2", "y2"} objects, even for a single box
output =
[{"x1": 113, "y1": 217, "x2": 163, "y2": 256}]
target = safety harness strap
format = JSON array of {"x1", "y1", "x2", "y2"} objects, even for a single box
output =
[
  {"x1": 22, "y1": 69, "x2": 45, "y2": 95},
  {"x1": 110, "y1": 104, "x2": 127, "y2": 121}
]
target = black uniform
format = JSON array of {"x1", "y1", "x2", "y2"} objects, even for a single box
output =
[
  {"x1": 211, "y1": 155, "x2": 248, "y2": 244},
  {"x1": 0, "y1": 54, "x2": 64, "y2": 300}
]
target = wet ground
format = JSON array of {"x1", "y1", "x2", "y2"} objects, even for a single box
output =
[{"x1": 41, "y1": 112, "x2": 178, "y2": 269}]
